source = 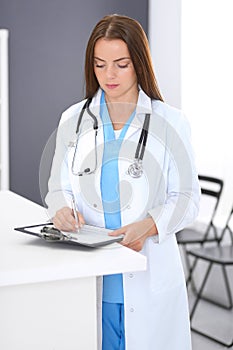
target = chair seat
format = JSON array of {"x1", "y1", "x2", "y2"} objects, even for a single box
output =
[
  {"x1": 188, "y1": 245, "x2": 233, "y2": 265},
  {"x1": 176, "y1": 228, "x2": 217, "y2": 244}
]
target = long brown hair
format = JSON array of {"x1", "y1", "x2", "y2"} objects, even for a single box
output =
[{"x1": 85, "y1": 14, "x2": 164, "y2": 101}]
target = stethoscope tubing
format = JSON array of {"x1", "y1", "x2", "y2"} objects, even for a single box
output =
[
  {"x1": 72, "y1": 98, "x2": 150, "y2": 177},
  {"x1": 76, "y1": 98, "x2": 98, "y2": 134},
  {"x1": 135, "y1": 113, "x2": 150, "y2": 161}
]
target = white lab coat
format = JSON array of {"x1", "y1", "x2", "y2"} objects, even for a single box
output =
[{"x1": 45, "y1": 88, "x2": 200, "y2": 350}]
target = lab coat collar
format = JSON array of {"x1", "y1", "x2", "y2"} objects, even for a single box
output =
[{"x1": 136, "y1": 87, "x2": 153, "y2": 116}]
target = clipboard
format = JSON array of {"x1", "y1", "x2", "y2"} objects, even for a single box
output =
[{"x1": 14, "y1": 223, "x2": 123, "y2": 248}]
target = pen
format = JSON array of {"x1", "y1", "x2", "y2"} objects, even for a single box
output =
[{"x1": 71, "y1": 196, "x2": 79, "y2": 232}]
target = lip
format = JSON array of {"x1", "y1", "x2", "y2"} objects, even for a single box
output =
[{"x1": 106, "y1": 84, "x2": 119, "y2": 89}]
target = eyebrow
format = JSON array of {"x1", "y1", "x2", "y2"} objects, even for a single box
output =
[{"x1": 94, "y1": 56, "x2": 131, "y2": 63}]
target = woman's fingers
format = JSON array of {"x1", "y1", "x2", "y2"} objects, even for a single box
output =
[
  {"x1": 77, "y1": 211, "x2": 85, "y2": 226},
  {"x1": 53, "y1": 207, "x2": 80, "y2": 231},
  {"x1": 109, "y1": 218, "x2": 156, "y2": 251}
]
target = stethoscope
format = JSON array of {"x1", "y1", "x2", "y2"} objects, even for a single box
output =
[{"x1": 71, "y1": 98, "x2": 150, "y2": 178}]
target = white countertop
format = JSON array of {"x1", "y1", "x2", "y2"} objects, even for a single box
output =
[{"x1": 0, "y1": 191, "x2": 146, "y2": 287}]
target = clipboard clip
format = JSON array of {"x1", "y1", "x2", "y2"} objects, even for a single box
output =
[{"x1": 40, "y1": 226, "x2": 72, "y2": 242}]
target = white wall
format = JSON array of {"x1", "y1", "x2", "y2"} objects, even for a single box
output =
[
  {"x1": 0, "y1": 30, "x2": 9, "y2": 190},
  {"x1": 149, "y1": 0, "x2": 233, "y2": 225},
  {"x1": 148, "y1": 0, "x2": 181, "y2": 108},
  {"x1": 181, "y1": 1, "x2": 233, "y2": 223}
]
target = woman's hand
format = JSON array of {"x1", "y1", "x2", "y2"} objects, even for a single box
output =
[
  {"x1": 53, "y1": 206, "x2": 85, "y2": 232},
  {"x1": 109, "y1": 217, "x2": 158, "y2": 252}
]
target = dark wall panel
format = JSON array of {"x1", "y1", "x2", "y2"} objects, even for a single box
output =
[{"x1": 0, "y1": 0, "x2": 148, "y2": 204}]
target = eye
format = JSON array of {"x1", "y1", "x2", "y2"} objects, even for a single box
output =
[
  {"x1": 94, "y1": 62, "x2": 105, "y2": 68},
  {"x1": 117, "y1": 63, "x2": 129, "y2": 69}
]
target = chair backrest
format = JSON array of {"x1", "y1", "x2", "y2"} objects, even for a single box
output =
[
  {"x1": 196, "y1": 175, "x2": 224, "y2": 240},
  {"x1": 198, "y1": 175, "x2": 224, "y2": 223},
  {"x1": 220, "y1": 205, "x2": 233, "y2": 244}
]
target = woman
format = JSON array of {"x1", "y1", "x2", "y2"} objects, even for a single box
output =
[{"x1": 45, "y1": 14, "x2": 200, "y2": 350}]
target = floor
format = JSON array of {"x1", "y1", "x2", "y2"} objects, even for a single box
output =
[
  {"x1": 184, "y1": 259, "x2": 233, "y2": 349},
  {"x1": 189, "y1": 289, "x2": 233, "y2": 349}
]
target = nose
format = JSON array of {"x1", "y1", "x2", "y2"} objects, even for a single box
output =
[{"x1": 106, "y1": 64, "x2": 117, "y2": 79}]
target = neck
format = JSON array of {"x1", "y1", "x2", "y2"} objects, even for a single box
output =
[
  {"x1": 104, "y1": 86, "x2": 139, "y2": 105},
  {"x1": 106, "y1": 101, "x2": 136, "y2": 130},
  {"x1": 105, "y1": 91, "x2": 138, "y2": 130}
]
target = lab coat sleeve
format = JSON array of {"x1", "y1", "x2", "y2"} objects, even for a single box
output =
[
  {"x1": 148, "y1": 112, "x2": 200, "y2": 244},
  {"x1": 45, "y1": 112, "x2": 74, "y2": 219}
]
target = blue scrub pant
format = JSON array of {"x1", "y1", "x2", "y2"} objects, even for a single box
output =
[{"x1": 102, "y1": 302, "x2": 125, "y2": 350}]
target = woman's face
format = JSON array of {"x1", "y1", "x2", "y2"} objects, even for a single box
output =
[{"x1": 93, "y1": 38, "x2": 138, "y2": 102}]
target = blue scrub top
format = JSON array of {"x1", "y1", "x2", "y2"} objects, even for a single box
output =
[{"x1": 100, "y1": 91, "x2": 135, "y2": 303}]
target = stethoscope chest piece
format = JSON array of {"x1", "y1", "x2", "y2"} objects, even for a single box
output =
[{"x1": 127, "y1": 160, "x2": 143, "y2": 178}]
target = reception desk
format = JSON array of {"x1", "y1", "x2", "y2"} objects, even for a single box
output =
[{"x1": 0, "y1": 191, "x2": 146, "y2": 350}]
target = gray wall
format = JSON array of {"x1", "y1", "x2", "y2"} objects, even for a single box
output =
[{"x1": 0, "y1": 0, "x2": 148, "y2": 205}]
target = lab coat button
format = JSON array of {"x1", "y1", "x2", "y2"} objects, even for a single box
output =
[
  {"x1": 127, "y1": 205, "x2": 131, "y2": 209},
  {"x1": 129, "y1": 273, "x2": 134, "y2": 278},
  {"x1": 93, "y1": 203, "x2": 97, "y2": 208},
  {"x1": 130, "y1": 307, "x2": 134, "y2": 312}
]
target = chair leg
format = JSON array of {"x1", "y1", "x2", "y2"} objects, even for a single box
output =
[
  {"x1": 222, "y1": 265, "x2": 233, "y2": 309},
  {"x1": 190, "y1": 262, "x2": 233, "y2": 348},
  {"x1": 186, "y1": 256, "x2": 199, "y2": 292},
  {"x1": 190, "y1": 261, "x2": 213, "y2": 320},
  {"x1": 181, "y1": 245, "x2": 197, "y2": 292},
  {"x1": 197, "y1": 265, "x2": 233, "y2": 310}
]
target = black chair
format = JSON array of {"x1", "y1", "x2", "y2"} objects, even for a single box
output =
[
  {"x1": 176, "y1": 175, "x2": 224, "y2": 289},
  {"x1": 188, "y1": 206, "x2": 233, "y2": 347}
]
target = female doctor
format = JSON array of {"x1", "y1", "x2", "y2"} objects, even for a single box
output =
[{"x1": 45, "y1": 14, "x2": 200, "y2": 350}]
